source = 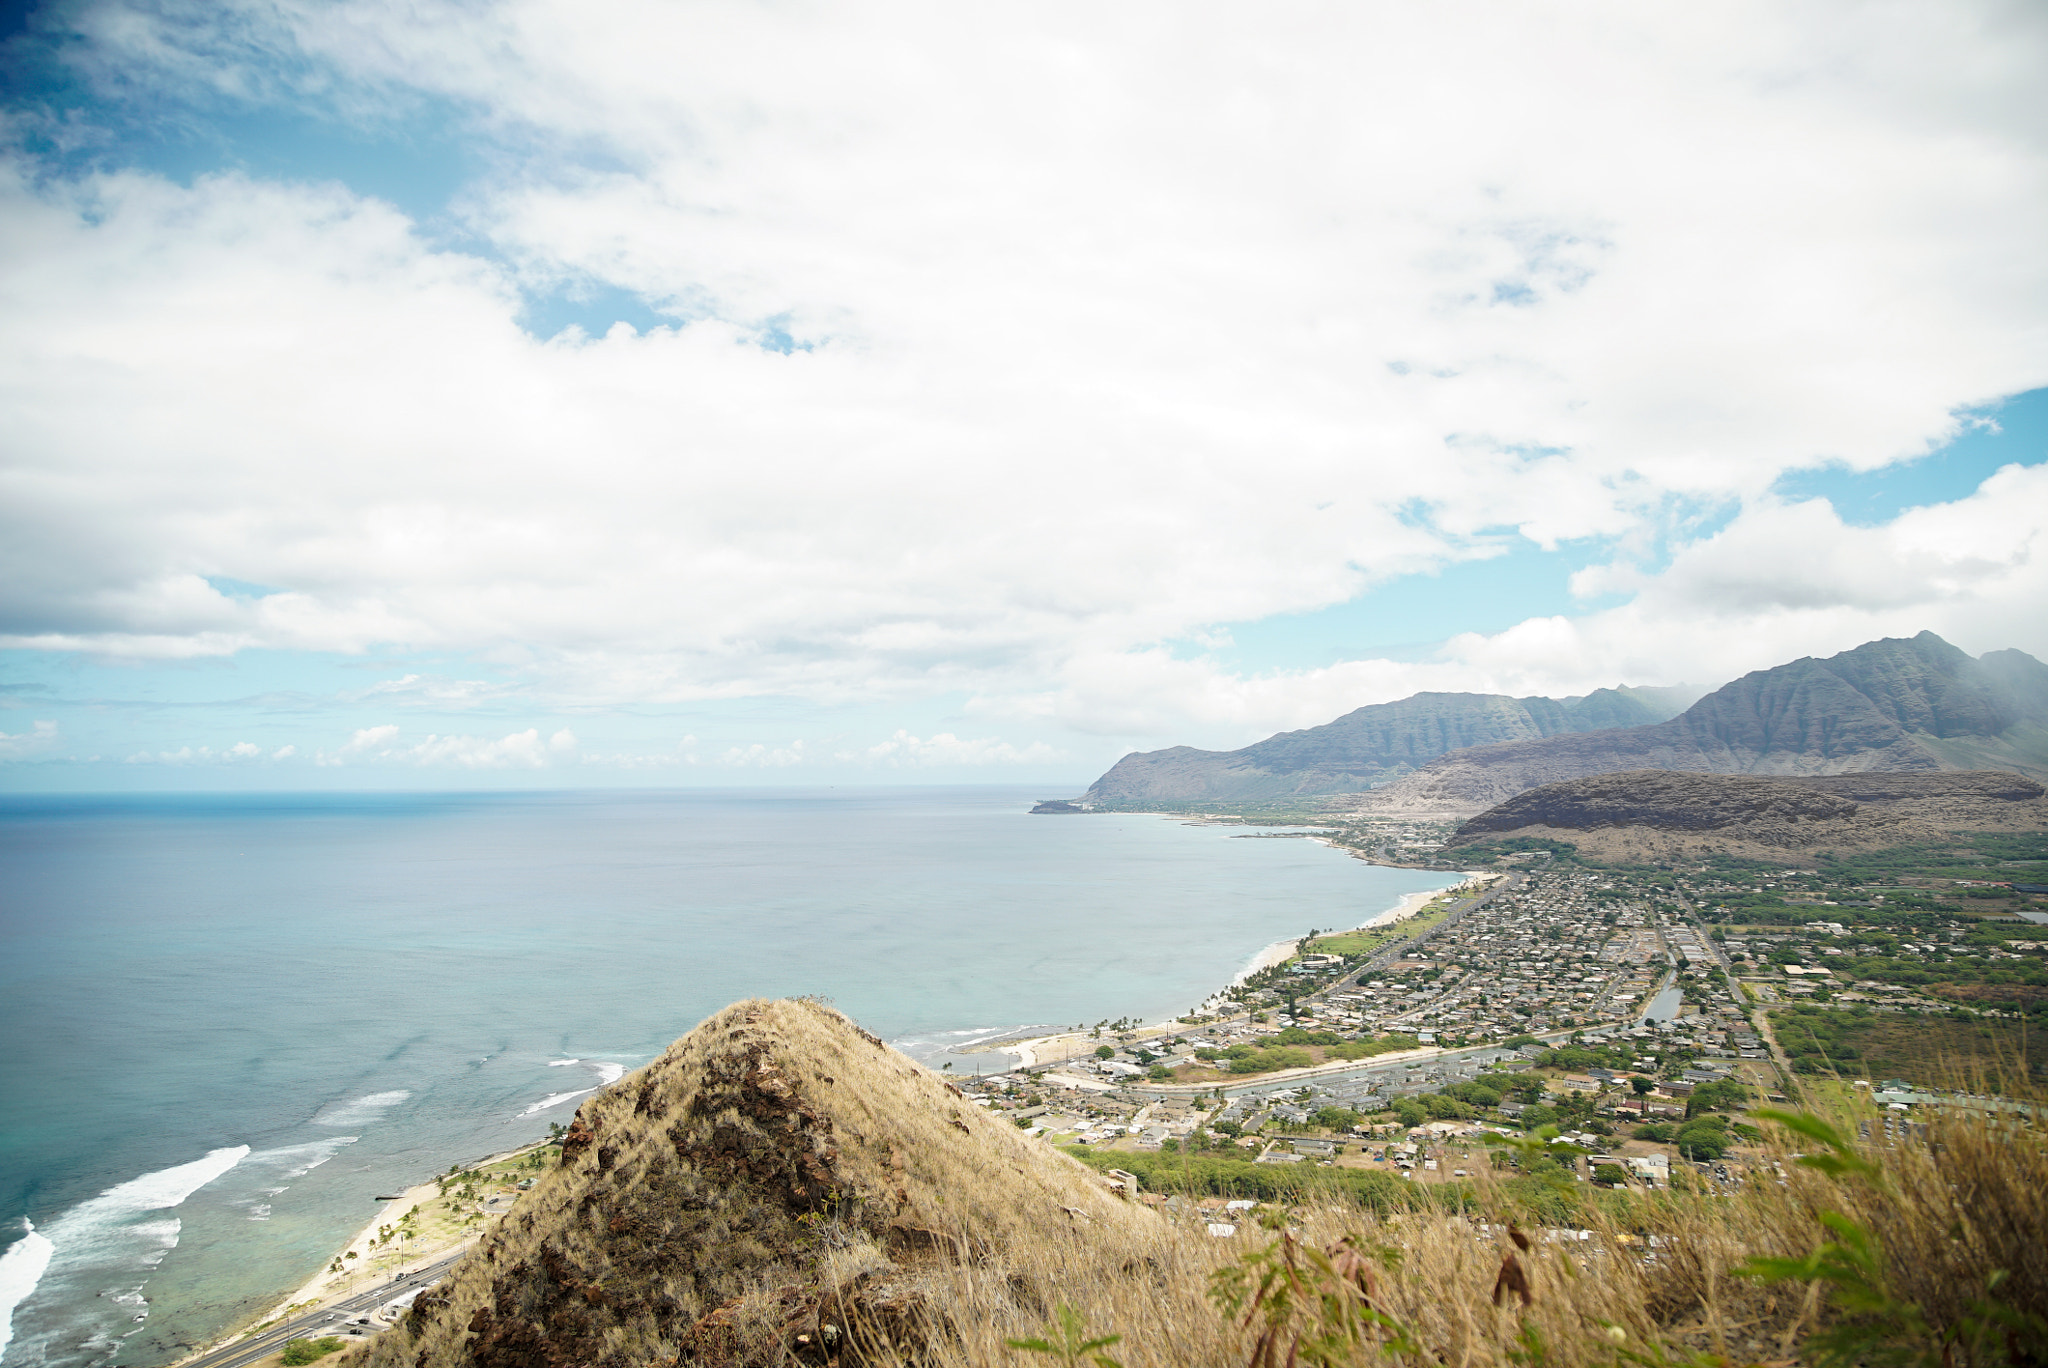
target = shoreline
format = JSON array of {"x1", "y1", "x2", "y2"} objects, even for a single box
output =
[
  {"x1": 181, "y1": 1142, "x2": 550, "y2": 1365},
  {"x1": 975, "y1": 871, "x2": 1483, "y2": 1070},
  {"x1": 193, "y1": 853, "x2": 1493, "y2": 1356}
]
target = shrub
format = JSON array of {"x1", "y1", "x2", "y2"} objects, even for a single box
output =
[{"x1": 280, "y1": 1338, "x2": 344, "y2": 1366}]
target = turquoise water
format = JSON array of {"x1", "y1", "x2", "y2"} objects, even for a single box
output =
[{"x1": 0, "y1": 788, "x2": 1455, "y2": 1367}]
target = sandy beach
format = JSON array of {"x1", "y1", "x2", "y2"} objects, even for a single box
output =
[
  {"x1": 187, "y1": 1141, "x2": 554, "y2": 1362},
  {"x1": 986, "y1": 875, "x2": 1493, "y2": 1067},
  {"x1": 1229, "y1": 877, "x2": 1473, "y2": 982}
]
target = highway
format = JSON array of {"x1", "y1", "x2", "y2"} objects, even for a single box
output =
[{"x1": 171, "y1": 1248, "x2": 470, "y2": 1368}]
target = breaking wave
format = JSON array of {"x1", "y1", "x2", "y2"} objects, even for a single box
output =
[
  {"x1": 0, "y1": 1147, "x2": 247, "y2": 1366},
  {"x1": 310, "y1": 1090, "x2": 411, "y2": 1128},
  {"x1": 0, "y1": 1219, "x2": 56, "y2": 1362}
]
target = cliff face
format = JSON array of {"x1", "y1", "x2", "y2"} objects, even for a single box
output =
[
  {"x1": 356, "y1": 999, "x2": 1166, "y2": 1368},
  {"x1": 1352, "y1": 634, "x2": 2048, "y2": 820},
  {"x1": 1083, "y1": 685, "x2": 1691, "y2": 801},
  {"x1": 1443, "y1": 768, "x2": 2047, "y2": 865}
]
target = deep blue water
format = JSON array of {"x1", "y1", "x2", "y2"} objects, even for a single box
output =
[{"x1": 0, "y1": 788, "x2": 1455, "y2": 1367}]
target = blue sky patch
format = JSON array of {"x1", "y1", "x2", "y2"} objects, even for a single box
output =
[{"x1": 1774, "y1": 387, "x2": 2048, "y2": 526}]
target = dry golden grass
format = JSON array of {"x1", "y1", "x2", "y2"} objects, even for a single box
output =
[{"x1": 342, "y1": 1001, "x2": 2046, "y2": 1368}]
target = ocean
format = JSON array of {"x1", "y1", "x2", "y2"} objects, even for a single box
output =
[{"x1": 0, "y1": 787, "x2": 1456, "y2": 1368}]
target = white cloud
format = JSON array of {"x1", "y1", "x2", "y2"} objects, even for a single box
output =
[
  {"x1": 122, "y1": 738, "x2": 278, "y2": 764},
  {"x1": 361, "y1": 674, "x2": 515, "y2": 707},
  {"x1": 864, "y1": 730, "x2": 1064, "y2": 767},
  {"x1": 1451, "y1": 461, "x2": 2048, "y2": 682},
  {"x1": 718, "y1": 741, "x2": 806, "y2": 769},
  {"x1": 3, "y1": 1, "x2": 2046, "y2": 755},
  {"x1": 323, "y1": 724, "x2": 579, "y2": 767},
  {"x1": 0, "y1": 719, "x2": 59, "y2": 758}
]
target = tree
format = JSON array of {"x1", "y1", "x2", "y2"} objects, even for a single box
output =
[
  {"x1": 1673, "y1": 1116, "x2": 1730, "y2": 1161},
  {"x1": 1094, "y1": 1044, "x2": 1115, "y2": 1060},
  {"x1": 1630, "y1": 1077, "x2": 1655, "y2": 1096},
  {"x1": 1392, "y1": 1098, "x2": 1427, "y2": 1128},
  {"x1": 1686, "y1": 1078, "x2": 1749, "y2": 1117}
]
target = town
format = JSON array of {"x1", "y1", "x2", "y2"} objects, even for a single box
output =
[{"x1": 949, "y1": 841, "x2": 2046, "y2": 1213}]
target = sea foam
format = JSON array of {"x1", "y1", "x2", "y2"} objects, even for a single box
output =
[
  {"x1": 1, "y1": 1147, "x2": 247, "y2": 1365},
  {"x1": 0, "y1": 1220, "x2": 56, "y2": 1362},
  {"x1": 244, "y1": 1137, "x2": 359, "y2": 1181},
  {"x1": 520, "y1": 1061, "x2": 626, "y2": 1116},
  {"x1": 310, "y1": 1091, "x2": 411, "y2": 1128}
]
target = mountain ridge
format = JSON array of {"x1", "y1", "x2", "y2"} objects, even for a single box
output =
[
  {"x1": 1444, "y1": 768, "x2": 2047, "y2": 866},
  {"x1": 1083, "y1": 684, "x2": 1693, "y2": 801},
  {"x1": 1348, "y1": 633, "x2": 2048, "y2": 820}
]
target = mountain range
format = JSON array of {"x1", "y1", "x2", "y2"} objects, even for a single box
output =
[
  {"x1": 1082, "y1": 685, "x2": 1694, "y2": 801},
  {"x1": 1076, "y1": 632, "x2": 2048, "y2": 820}
]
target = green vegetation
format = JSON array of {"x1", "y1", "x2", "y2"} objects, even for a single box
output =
[
  {"x1": 1186, "y1": 1030, "x2": 1421, "y2": 1077},
  {"x1": 1301, "y1": 904, "x2": 1457, "y2": 959},
  {"x1": 1685, "y1": 1077, "x2": 1752, "y2": 1115},
  {"x1": 1061, "y1": 1146, "x2": 1431, "y2": 1212},
  {"x1": 1667, "y1": 1113, "x2": 1734, "y2": 1161},
  {"x1": 1443, "y1": 835, "x2": 1582, "y2": 866},
  {"x1": 280, "y1": 1338, "x2": 345, "y2": 1366},
  {"x1": 1768, "y1": 1003, "x2": 2046, "y2": 1086}
]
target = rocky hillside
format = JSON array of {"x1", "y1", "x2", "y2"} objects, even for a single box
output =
[
  {"x1": 1445, "y1": 768, "x2": 2047, "y2": 865},
  {"x1": 349, "y1": 999, "x2": 1202, "y2": 1368},
  {"x1": 1082, "y1": 685, "x2": 1690, "y2": 801},
  {"x1": 1351, "y1": 633, "x2": 2048, "y2": 820}
]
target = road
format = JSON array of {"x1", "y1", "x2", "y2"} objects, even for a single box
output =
[{"x1": 172, "y1": 1248, "x2": 470, "y2": 1368}]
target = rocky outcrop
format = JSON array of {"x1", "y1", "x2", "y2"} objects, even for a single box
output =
[
  {"x1": 1081, "y1": 686, "x2": 1691, "y2": 802},
  {"x1": 1349, "y1": 634, "x2": 2048, "y2": 821},
  {"x1": 1445, "y1": 768, "x2": 2047, "y2": 865}
]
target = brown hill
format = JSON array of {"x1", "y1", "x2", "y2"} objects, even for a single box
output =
[
  {"x1": 1444, "y1": 768, "x2": 2048, "y2": 866},
  {"x1": 1349, "y1": 632, "x2": 2048, "y2": 821},
  {"x1": 350, "y1": 999, "x2": 1198, "y2": 1368}
]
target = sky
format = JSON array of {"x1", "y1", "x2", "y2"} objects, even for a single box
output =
[{"x1": 1, "y1": 0, "x2": 2046, "y2": 792}]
